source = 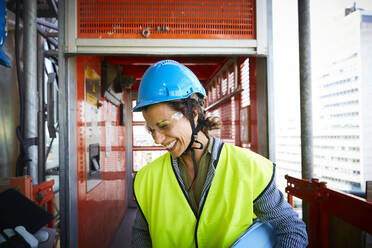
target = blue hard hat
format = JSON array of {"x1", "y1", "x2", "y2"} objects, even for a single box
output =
[
  {"x1": 231, "y1": 220, "x2": 277, "y2": 248},
  {"x1": 0, "y1": 0, "x2": 10, "y2": 68},
  {"x1": 132, "y1": 60, "x2": 206, "y2": 112}
]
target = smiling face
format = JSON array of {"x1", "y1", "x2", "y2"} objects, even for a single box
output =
[{"x1": 143, "y1": 102, "x2": 194, "y2": 158}]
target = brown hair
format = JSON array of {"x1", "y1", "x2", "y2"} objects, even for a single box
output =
[{"x1": 167, "y1": 93, "x2": 221, "y2": 137}]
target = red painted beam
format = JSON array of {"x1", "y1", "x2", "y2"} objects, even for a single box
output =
[
  {"x1": 322, "y1": 187, "x2": 372, "y2": 234},
  {"x1": 122, "y1": 64, "x2": 218, "y2": 82}
]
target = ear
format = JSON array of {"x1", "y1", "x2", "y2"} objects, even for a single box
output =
[{"x1": 193, "y1": 108, "x2": 199, "y2": 125}]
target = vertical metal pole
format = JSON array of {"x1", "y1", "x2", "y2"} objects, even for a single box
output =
[
  {"x1": 266, "y1": 0, "x2": 276, "y2": 161},
  {"x1": 298, "y1": 0, "x2": 313, "y2": 237},
  {"x1": 59, "y1": 0, "x2": 79, "y2": 246},
  {"x1": 58, "y1": 0, "x2": 67, "y2": 247},
  {"x1": 23, "y1": 0, "x2": 38, "y2": 185},
  {"x1": 298, "y1": 0, "x2": 313, "y2": 180},
  {"x1": 37, "y1": 34, "x2": 46, "y2": 183},
  {"x1": 126, "y1": 91, "x2": 136, "y2": 208}
]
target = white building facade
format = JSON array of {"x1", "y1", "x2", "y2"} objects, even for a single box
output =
[{"x1": 313, "y1": 10, "x2": 372, "y2": 191}]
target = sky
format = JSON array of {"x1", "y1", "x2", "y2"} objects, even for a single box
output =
[{"x1": 272, "y1": 0, "x2": 300, "y2": 127}]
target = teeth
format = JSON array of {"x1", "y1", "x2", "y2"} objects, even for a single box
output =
[{"x1": 165, "y1": 140, "x2": 176, "y2": 150}]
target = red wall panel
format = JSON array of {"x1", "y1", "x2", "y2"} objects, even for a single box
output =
[{"x1": 76, "y1": 56, "x2": 127, "y2": 248}]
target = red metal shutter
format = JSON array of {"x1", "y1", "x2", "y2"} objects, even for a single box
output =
[{"x1": 78, "y1": 0, "x2": 256, "y2": 39}]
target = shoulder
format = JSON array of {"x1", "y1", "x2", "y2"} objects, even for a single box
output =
[
  {"x1": 223, "y1": 143, "x2": 272, "y2": 164},
  {"x1": 220, "y1": 144, "x2": 274, "y2": 183}
]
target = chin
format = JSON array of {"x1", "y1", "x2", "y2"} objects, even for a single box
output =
[
  {"x1": 170, "y1": 146, "x2": 186, "y2": 158},
  {"x1": 170, "y1": 150, "x2": 182, "y2": 158}
]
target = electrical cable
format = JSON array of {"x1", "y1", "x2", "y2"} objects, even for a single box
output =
[{"x1": 15, "y1": 0, "x2": 28, "y2": 176}]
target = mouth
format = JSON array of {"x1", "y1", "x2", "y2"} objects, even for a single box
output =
[{"x1": 164, "y1": 140, "x2": 177, "y2": 151}]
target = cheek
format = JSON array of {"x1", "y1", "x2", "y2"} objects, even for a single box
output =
[{"x1": 178, "y1": 121, "x2": 192, "y2": 140}]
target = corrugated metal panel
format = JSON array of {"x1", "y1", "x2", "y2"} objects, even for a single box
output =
[
  {"x1": 77, "y1": 0, "x2": 256, "y2": 39},
  {"x1": 220, "y1": 97, "x2": 238, "y2": 144},
  {"x1": 204, "y1": 60, "x2": 241, "y2": 144}
]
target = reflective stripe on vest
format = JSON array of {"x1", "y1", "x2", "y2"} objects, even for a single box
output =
[{"x1": 134, "y1": 143, "x2": 274, "y2": 248}]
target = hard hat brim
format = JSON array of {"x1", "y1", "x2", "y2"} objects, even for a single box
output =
[
  {"x1": 133, "y1": 96, "x2": 185, "y2": 112},
  {"x1": 0, "y1": 50, "x2": 11, "y2": 68}
]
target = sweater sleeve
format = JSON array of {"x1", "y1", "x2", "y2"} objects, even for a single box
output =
[
  {"x1": 132, "y1": 209, "x2": 152, "y2": 248},
  {"x1": 253, "y1": 178, "x2": 309, "y2": 248}
]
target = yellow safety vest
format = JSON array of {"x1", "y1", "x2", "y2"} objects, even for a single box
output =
[{"x1": 134, "y1": 143, "x2": 274, "y2": 248}]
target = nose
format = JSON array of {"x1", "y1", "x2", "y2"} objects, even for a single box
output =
[{"x1": 152, "y1": 129, "x2": 165, "y2": 145}]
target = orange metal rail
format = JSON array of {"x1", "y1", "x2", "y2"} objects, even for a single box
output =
[
  {"x1": 32, "y1": 179, "x2": 55, "y2": 228},
  {"x1": 285, "y1": 175, "x2": 372, "y2": 248}
]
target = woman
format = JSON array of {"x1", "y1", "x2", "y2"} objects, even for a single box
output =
[{"x1": 132, "y1": 60, "x2": 308, "y2": 247}]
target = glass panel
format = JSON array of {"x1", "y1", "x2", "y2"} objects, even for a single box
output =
[
  {"x1": 132, "y1": 100, "x2": 145, "y2": 122},
  {"x1": 133, "y1": 150, "x2": 167, "y2": 171},
  {"x1": 133, "y1": 126, "x2": 162, "y2": 147},
  {"x1": 272, "y1": 0, "x2": 302, "y2": 193}
]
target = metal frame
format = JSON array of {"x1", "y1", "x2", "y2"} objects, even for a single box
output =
[
  {"x1": 59, "y1": 56, "x2": 79, "y2": 248},
  {"x1": 64, "y1": 0, "x2": 268, "y2": 56},
  {"x1": 256, "y1": 0, "x2": 268, "y2": 55},
  {"x1": 73, "y1": 39, "x2": 257, "y2": 55}
]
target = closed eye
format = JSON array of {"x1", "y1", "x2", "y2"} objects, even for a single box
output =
[
  {"x1": 157, "y1": 120, "x2": 170, "y2": 129},
  {"x1": 145, "y1": 125, "x2": 155, "y2": 134}
]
